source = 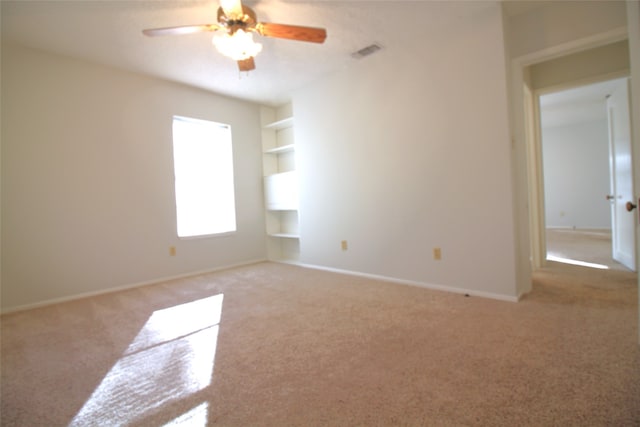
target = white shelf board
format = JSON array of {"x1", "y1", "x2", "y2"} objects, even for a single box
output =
[
  {"x1": 264, "y1": 144, "x2": 295, "y2": 155},
  {"x1": 268, "y1": 233, "x2": 300, "y2": 239},
  {"x1": 264, "y1": 117, "x2": 293, "y2": 130}
]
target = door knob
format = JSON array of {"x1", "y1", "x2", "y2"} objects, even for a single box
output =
[
  {"x1": 606, "y1": 194, "x2": 615, "y2": 200},
  {"x1": 626, "y1": 201, "x2": 637, "y2": 212}
]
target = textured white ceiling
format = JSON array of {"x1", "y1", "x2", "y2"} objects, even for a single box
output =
[{"x1": 1, "y1": 0, "x2": 494, "y2": 106}]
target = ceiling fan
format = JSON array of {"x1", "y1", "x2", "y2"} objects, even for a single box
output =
[{"x1": 142, "y1": 0, "x2": 327, "y2": 72}]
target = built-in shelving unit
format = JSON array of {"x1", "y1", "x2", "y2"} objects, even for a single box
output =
[
  {"x1": 261, "y1": 105, "x2": 300, "y2": 263},
  {"x1": 267, "y1": 232, "x2": 300, "y2": 239},
  {"x1": 263, "y1": 144, "x2": 295, "y2": 155},
  {"x1": 264, "y1": 117, "x2": 294, "y2": 130}
]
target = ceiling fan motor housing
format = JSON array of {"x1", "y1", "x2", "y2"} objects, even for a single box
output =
[{"x1": 217, "y1": 5, "x2": 257, "y2": 34}]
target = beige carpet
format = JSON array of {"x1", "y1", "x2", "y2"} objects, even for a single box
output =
[{"x1": 1, "y1": 258, "x2": 639, "y2": 426}]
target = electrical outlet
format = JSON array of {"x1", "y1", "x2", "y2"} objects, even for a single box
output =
[
  {"x1": 169, "y1": 246, "x2": 176, "y2": 256},
  {"x1": 433, "y1": 247, "x2": 442, "y2": 260},
  {"x1": 341, "y1": 240, "x2": 348, "y2": 251}
]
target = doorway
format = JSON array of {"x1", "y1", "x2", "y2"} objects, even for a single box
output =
[{"x1": 538, "y1": 78, "x2": 635, "y2": 272}]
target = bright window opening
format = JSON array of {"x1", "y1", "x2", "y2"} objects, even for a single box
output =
[{"x1": 172, "y1": 116, "x2": 236, "y2": 237}]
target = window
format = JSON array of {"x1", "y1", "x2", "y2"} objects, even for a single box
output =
[{"x1": 172, "y1": 116, "x2": 236, "y2": 237}]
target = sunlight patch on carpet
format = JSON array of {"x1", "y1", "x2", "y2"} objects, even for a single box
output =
[
  {"x1": 69, "y1": 294, "x2": 223, "y2": 426},
  {"x1": 163, "y1": 402, "x2": 209, "y2": 426},
  {"x1": 547, "y1": 254, "x2": 609, "y2": 270}
]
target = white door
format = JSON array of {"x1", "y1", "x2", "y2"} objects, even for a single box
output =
[{"x1": 607, "y1": 78, "x2": 636, "y2": 271}]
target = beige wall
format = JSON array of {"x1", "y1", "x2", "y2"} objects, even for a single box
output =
[
  {"x1": 1, "y1": 43, "x2": 266, "y2": 311},
  {"x1": 506, "y1": 0, "x2": 627, "y2": 59},
  {"x1": 625, "y1": 0, "x2": 640, "y2": 342},
  {"x1": 530, "y1": 40, "x2": 630, "y2": 90}
]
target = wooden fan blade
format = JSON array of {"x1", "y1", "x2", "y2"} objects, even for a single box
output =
[
  {"x1": 220, "y1": 0, "x2": 243, "y2": 20},
  {"x1": 256, "y1": 22, "x2": 327, "y2": 43},
  {"x1": 142, "y1": 24, "x2": 221, "y2": 37},
  {"x1": 238, "y1": 57, "x2": 256, "y2": 71}
]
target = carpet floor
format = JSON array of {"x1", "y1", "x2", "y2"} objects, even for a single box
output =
[
  {"x1": 1, "y1": 244, "x2": 639, "y2": 425},
  {"x1": 546, "y1": 228, "x2": 630, "y2": 271}
]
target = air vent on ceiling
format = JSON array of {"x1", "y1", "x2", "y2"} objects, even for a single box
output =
[{"x1": 351, "y1": 43, "x2": 382, "y2": 59}]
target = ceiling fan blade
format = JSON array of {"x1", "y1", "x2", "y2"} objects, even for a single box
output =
[
  {"x1": 256, "y1": 22, "x2": 327, "y2": 44},
  {"x1": 220, "y1": 0, "x2": 244, "y2": 20},
  {"x1": 142, "y1": 24, "x2": 221, "y2": 37},
  {"x1": 238, "y1": 57, "x2": 256, "y2": 71}
]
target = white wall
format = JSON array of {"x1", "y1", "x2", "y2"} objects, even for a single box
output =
[
  {"x1": 541, "y1": 119, "x2": 611, "y2": 229},
  {"x1": 292, "y1": 4, "x2": 518, "y2": 299},
  {"x1": 1, "y1": 43, "x2": 266, "y2": 311}
]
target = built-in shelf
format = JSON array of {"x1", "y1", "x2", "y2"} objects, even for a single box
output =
[
  {"x1": 268, "y1": 233, "x2": 300, "y2": 239},
  {"x1": 263, "y1": 117, "x2": 293, "y2": 130},
  {"x1": 263, "y1": 144, "x2": 295, "y2": 155},
  {"x1": 261, "y1": 107, "x2": 299, "y2": 263}
]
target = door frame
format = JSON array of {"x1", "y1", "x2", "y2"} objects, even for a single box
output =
[
  {"x1": 511, "y1": 27, "x2": 629, "y2": 271},
  {"x1": 533, "y1": 74, "x2": 631, "y2": 266}
]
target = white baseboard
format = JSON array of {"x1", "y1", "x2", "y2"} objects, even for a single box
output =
[
  {"x1": 1, "y1": 258, "x2": 268, "y2": 315},
  {"x1": 291, "y1": 262, "x2": 520, "y2": 303},
  {"x1": 546, "y1": 226, "x2": 611, "y2": 231},
  {"x1": 3, "y1": 258, "x2": 521, "y2": 314}
]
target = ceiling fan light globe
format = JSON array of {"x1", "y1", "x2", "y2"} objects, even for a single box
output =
[{"x1": 212, "y1": 30, "x2": 262, "y2": 61}]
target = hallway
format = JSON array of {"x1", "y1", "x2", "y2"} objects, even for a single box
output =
[{"x1": 546, "y1": 228, "x2": 633, "y2": 272}]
